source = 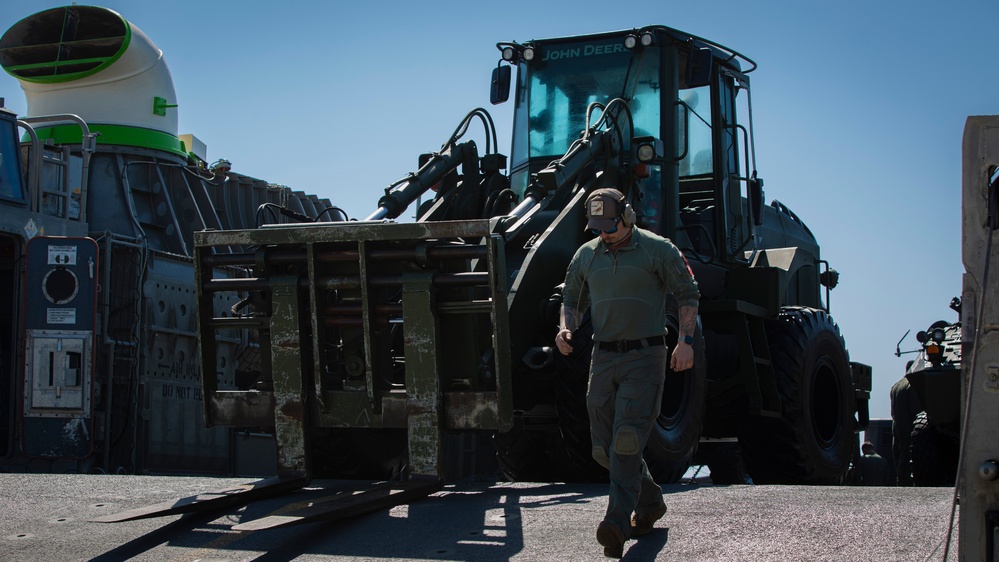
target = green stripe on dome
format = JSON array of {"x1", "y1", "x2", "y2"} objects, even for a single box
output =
[{"x1": 28, "y1": 124, "x2": 186, "y2": 157}]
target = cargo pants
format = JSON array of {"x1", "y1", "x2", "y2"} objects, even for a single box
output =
[{"x1": 587, "y1": 343, "x2": 669, "y2": 536}]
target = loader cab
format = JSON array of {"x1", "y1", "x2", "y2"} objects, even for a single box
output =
[{"x1": 495, "y1": 26, "x2": 762, "y2": 267}]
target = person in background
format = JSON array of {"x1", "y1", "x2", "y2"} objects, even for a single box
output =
[{"x1": 855, "y1": 441, "x2": 891, "y2": 486}]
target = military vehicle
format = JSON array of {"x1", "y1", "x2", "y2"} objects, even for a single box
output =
[
  {"x1": 187, "y1": 23, "x2": 872, "y2": 493},
  {"x1": 892, "y1": 300, "x2": 962, "y2": 486},
  {"x1": 0, "y1": 5, "x2": 338, "y2": 475}
]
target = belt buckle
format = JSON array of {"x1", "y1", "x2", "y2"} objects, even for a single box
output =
[{"x1": 615, "y1": 340, "x2": 627, "y2": 353}]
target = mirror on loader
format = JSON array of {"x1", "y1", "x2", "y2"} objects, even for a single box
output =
[
  {"x1": 491, "y1": 64, "x2": 511, "y2": 105},
  {"x1": 686, "y1": 46, "x2": 713, "y2": 88},
  {"x1": 749, "y1": 175, "x2": 765, "y2": 226}
]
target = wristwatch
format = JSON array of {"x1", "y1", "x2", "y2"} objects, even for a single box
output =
[{"x1": 681, "y1": 335, "x2": 694, "y2": 345}]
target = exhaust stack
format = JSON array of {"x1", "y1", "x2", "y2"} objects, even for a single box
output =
[{"x1": 0, "y1": 5, "x2": 183, "y2": 154}]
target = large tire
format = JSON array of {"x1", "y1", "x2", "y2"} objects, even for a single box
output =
[
  {"x1": 910, "y1": 411, "x2": 958, "y2": 486},
  {"x1": 506, "y1": 297, "x2": 706, "y2": 484},
  {"x1": 552, "y1": 323, "x2": 611, "y2": 483},
  {"x1": 495, "y1": 317, "x2": 606, "y2": 483},
  {"x1": 644, "y1": 323, "x2": 706, "y2": 483},
  {"x1": 739, "y1": 307, "x2": 855, "y2": 484},
  {"x1": 548, "y1": 319, "x2": 705, "y2": 484}
]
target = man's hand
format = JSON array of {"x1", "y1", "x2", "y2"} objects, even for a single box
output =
[
  {"x1": 670, "y1": 341, "x2": 694, "y2": 371},
  {"x1": 555, "y1": 329, "x2": 573, "y2": 356}
]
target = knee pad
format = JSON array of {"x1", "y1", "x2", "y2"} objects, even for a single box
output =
[
  {"x1": 613, "y1": 426, "x2": 641, "y2": 456},
  {"x1": 592, "y1": 446, "x2": 610, "y2": 469}
]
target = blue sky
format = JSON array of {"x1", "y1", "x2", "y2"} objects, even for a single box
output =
[{"x1": 2, "y1": 1, "x2": 994, "y2": 420}]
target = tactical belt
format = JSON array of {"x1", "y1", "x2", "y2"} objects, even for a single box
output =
[{"x1": 597, "y1": 334, "x2": 667, "y2": 353}]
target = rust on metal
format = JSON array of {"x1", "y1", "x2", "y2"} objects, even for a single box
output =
[
  {"x1": 194, "y1": 219, "x2": 493, "y2": 247},
  {"x1": 444, "y1": 391, "x2": 500, "y2": 429},
  {"x1": 278, "y1": 399, "x2": 305, "y2": 420},
  {"x1": 270, "y1": 276, "x2": 309, "y2": 474},
  {"x1": 210, "y1": 391, "x2": 274, "y2": 427}
]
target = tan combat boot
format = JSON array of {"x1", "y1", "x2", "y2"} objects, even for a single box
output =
[{"x1": 631, "y1": 503, "x2": 668, "y2": 536}]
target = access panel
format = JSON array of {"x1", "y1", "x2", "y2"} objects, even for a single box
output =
[{"x1": 22, "y1": 236, "x2": 98, "y2": 459}]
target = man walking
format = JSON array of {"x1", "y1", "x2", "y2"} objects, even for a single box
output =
[{"x1": 555, "y1": 188, "x2": 700, "y2": 558}]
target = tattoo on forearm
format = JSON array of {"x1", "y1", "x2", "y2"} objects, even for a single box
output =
[
  {"x1": 679, "y1": 305, "x2": 698, "y2": 338},
  {"x1": 561, "y1": 305, "x2": 581, "y2": 332}
]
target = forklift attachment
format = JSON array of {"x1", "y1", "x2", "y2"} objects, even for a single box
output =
[
  {"x1": 91, "y1": 473, "x2": 309, "y2": 523},
  {"x1": 231, "y1": 477, "x2": 443, "y2": 531}
]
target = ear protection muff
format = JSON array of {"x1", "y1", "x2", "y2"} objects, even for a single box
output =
[
  {"x1": 621, "y1": 202, "x2": 636, "y2": 228},
  {"x1": 616, "y1": 194, "x2": 636, "y2": 228}
]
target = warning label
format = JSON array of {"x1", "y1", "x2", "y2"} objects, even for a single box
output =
[
  {"x1": 47, "y1": 308, "x2": 77, "y2": 325},
  {"x1": 48, "y1": 245, "x2": 78, "y2": 265}
]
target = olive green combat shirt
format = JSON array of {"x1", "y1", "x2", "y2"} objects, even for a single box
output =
[{"x1": 562, "y1": 227, "x2": 699, "y2": 342}]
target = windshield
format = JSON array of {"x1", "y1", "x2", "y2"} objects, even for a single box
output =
[{"x1": 514, "y1": 37, "x2": 662, "y2": 165}]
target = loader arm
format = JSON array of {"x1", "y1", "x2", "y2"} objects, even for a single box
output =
[
  {"x1": 369, "y1": 108, "x2": 508, "y2": 223},
  {"x1": 367, "y1": 140, "x2": 481, "y2": 221}
]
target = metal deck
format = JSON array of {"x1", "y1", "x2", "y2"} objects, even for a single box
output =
[{"x1": 0, "y1": 474, "x2": 956, "y2": 561}]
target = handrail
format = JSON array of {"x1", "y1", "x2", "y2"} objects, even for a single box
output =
[
  {"x1": 724, "y1": 122, "x2": 758, "y2": 264},
  {"x1": 19, "y1": 114, "x2": 96, "y2": 222},
  {"x1": 15, "y1": 120, "x2": 40, "y2": 211}
]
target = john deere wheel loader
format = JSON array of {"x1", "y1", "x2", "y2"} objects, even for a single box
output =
[{"x1": 192, "y1": 25, "x2": 871, "y2": 487}]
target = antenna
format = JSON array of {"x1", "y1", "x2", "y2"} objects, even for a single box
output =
[{"x1": 895, "y1": 329, "x2": 911, "y2": 357}]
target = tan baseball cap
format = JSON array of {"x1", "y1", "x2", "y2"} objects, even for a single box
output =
[{"x1": 585, "y1": 188, "x2": 624, "y2": 232}]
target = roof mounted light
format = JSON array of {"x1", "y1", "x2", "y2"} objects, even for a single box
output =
[
  {"x1": 625, "y1": 31, "x2": 655, "y2": 50},
  {"x1": 498, "y1": 42, "x2": 536, "y2": 65}
]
